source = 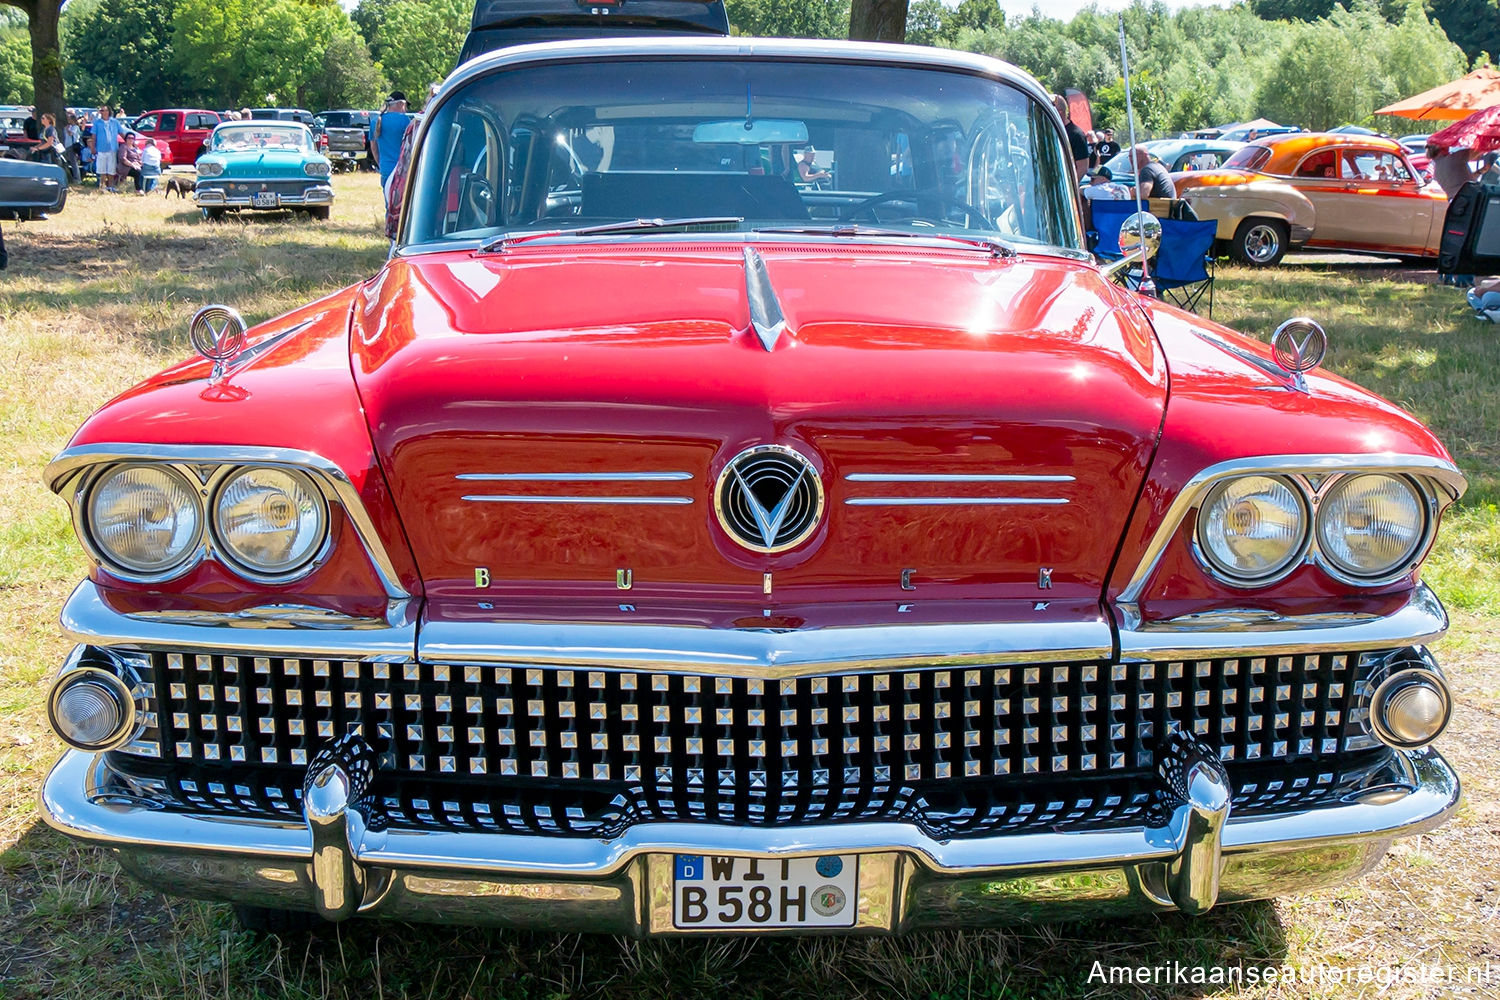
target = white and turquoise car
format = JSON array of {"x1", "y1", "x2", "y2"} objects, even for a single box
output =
[{"x1": 194, "y1": 121, "x2": 334, "y2": 221}]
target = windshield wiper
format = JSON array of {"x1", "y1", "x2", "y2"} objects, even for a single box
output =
[
  {"x1": 479, "y1": 217, "x2": 745, "y2": 253},
  {"x1": 752, "y1": 224, "x2": 1017, "y2": 258}
]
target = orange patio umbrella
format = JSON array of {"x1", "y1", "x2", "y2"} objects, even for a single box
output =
[{"x1": 1375, "y1": 67, "x2": 1500, "y2": 120}]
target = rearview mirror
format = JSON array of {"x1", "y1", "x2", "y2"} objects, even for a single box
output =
[{"x1": 693, "y1": 119, "x2": 809, "y2": 146}]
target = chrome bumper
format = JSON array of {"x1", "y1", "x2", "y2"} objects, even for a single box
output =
[
  {"x1": 194, "y1": 185, "x2": 333, "y2": 208},
  {"x1": 41, "y1": 744, "x2": 1459, "y2": 934}
]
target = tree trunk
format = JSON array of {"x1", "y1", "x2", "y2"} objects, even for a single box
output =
[
  {"x1": 848, "y1": 0, "x2": 909, "y2": 42},
  {"x1": 15, "y1": 0, "x2": 65, "y2": 127}
]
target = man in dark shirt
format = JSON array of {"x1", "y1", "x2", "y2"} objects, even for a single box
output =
[
  {"x1": 1132, "y1": 144, "x2": 1176, "y2": 198},
  {"x1": 1095, "y1": 128, "x2": 1121, "y2": 161},
  {"x1": 1053, "y1": 95, "x2": 1089, "y2": 181}
]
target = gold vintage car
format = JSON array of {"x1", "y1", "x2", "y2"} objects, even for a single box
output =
[{"x1": 1174, "y1": 133, "x2": 1448, "y2": 266}]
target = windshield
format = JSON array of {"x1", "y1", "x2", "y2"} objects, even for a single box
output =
[
  {"x1": 212, "y1": 124, "x2": 310, "y2": 152},
  {"x1": 403, "y1": 57, "x2": 1081, "y2": 251}
]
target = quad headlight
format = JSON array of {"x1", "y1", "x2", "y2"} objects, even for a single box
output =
[
  {"x1": 304, "y1": 161, "x2": 331, "y2": 177},
  {"x1": 1195, "y1": 475, "x2": 1308, "y2": 584},
  {"x1": 212, "y1": 467, "x2": 327, "y2": 577},
  {"x1": 1315, "y1": 474, "x2": 1427, "y2": 582},
  {"x1": 86, "y1": 464, "x2": 202, "y2": 577},
  {"x1": 196, "y1": 160, "x2": 224, "y2": 177}
]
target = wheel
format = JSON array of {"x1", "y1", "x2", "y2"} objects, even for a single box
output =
[
  {"x1": 201, "y1": 207, "x2": 225, "y2": 221},
  {"x1": 232, "y1": 904, "x2": 326, "y2": 936},
  {"x1": 1231, "y1": 218, "x2": 1288, "y2": 266},
  {"x1": 307, "y1": 205, "x2": 330, "y2": 221},
  {"x1": 840, "y1": 188, "x2": 993, "y2": 229}
]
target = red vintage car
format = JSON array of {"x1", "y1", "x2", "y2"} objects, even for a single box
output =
[
  {"x1": 40, "y1": 39, "x2": 1463, "y2": 937},
  {"x1": 1176, "y1": 132, "x2": 1449, "y2": 261}
]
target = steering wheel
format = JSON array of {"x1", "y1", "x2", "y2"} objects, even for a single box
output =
[{"x1": 840, "y1": 188, "x2": 994, "y2": 229}]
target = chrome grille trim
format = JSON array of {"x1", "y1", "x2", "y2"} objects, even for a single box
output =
[
  {"x1": 460, "y1": 495, "x2": 694, "y2": 504},
  {"x1": 844, "y1": 497, "x2": 1068, "y2": 506},
  {"x1": 456, "y1": 472, "x2": 693, "y2": 482},
  {"x1": 845, "y1": 474, "x2": 1075, "y2": 482}
]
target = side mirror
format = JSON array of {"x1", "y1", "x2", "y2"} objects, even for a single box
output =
[{"x1": 1118, "y1": 211, "x2": 1162, "y2": 257}]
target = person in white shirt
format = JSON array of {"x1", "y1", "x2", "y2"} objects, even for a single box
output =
[
  {"x1": 1081, "y1": 165, "x2": 1129, "y2": 201},
  {"x1": 139, "y1": 137, "x2": 162, "y2": 194}
]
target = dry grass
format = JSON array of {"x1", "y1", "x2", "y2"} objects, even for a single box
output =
[{"x1": 0, "y1": 183, "x2": 1497, "y2": 999}]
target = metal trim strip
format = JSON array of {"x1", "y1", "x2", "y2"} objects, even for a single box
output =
[
  {"x1": 461, "y1": 495, "x2": 694, "y2": 505},
  {"x1": 845, "y1": 474, "x2": 1075, "y2": 483},
  {"x1": 456, "y1": 473, "x2": 693, "y2": 482}
]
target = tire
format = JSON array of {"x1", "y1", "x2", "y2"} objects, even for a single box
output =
[
  {"x1": 232, "y1": 905, "x2": 326, "y2": 936},
  {"x1": 1231, "y1": 218, "x2": 1289, "y2": 267},
  {"x1": 201, "y1": 207, "x2": 225, "y2": 221},
  {"x1": 307, "y1": 205, "x2": 330, "y2": 221}
]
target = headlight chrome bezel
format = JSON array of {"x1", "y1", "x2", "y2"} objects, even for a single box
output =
[
  {"x1": 210, "y1": 465, "x2": 331, "y2": 582},
  {"x1": 1190, "y1": 470, "x2": 1440, "y2": 590},
  {"x1": 196, "y1": 160, "x2": 224, "y2": 178},
  {"x1": 71, "y1": 460, "x2": 333, "y2": 585}
]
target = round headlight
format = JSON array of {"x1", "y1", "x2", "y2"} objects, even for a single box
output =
[
  {"x1": 196, "y1": 160, "x2": 223, "y2": 177},
  {"x1": 213, "y1": 467, "x2": 327, "y2": 577},
  {"x1": 1195, "y1": 475, "x2": 1308, "y2": 584},
  {"x1": 86, "y1": 464, "x2": 202, "y2": 576},
  {"x1": 304, "y1": 161, "x2": 330, "y2": 177},
  {"x1": 49, "y1": 669, "x2": 135, "y2": 751},
  {"x1": 1316, "y1": 474, "x2": 1427, "y2": 582}
]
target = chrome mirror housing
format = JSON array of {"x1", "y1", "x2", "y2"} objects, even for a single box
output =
[{"x1": 1118, "y1": 211, "x2": 1162, "y2": 257}]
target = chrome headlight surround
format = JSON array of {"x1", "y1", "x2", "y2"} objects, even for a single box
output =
[
  {"x1": 1314, "y1": 473, "x2": 1433, "y2": 587},
  {"x1": 303, "y1": 160, "x2": 332, "y2": 178},
  {"x1": 196, "y1": 160, "x2": 224, "y2": 177},
  {"x1": 80, "y1": 463, "x2": 205, "y2": 582},
  {"x1": 210, "y1": 465, "x2": 330, "y2": 582},
  {"x1": 1192, "y1": 474, "x2": 1310, "y2": 587}
]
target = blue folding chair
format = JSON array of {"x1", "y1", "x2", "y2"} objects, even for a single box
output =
[
  {"x1": 1150, "y1": 218, "x2": 1217, "y2": 317},
  {"x1": 1088, "y1": 199, "x2": 1133, "y2": 260}
]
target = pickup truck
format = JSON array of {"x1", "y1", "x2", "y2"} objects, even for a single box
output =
[{"x1": 314, "y1": 110, "x2": 372, "y2": 171}]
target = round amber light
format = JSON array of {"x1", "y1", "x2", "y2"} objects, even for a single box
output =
[{"x1": 1196, "y1": 475, "x2": 1308, "y2": 584}]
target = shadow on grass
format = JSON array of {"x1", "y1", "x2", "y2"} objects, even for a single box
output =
[{"x1": 0, "y1": 817, "x2": 1290, "y2": 1000}]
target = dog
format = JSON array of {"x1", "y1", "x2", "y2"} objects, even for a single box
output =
[{"x1": 162, "y1": 173, "x2": 194, "y2": 199}]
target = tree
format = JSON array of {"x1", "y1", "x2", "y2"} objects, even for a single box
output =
[
  {"x1": 62, "y1": 0, "x2": 183, "y2": 110},
  {"x1": 1, "y1": 0, "x2": 64, "y2": 125},
  {"x1": 0, "y1": 27, "x2": 29, "y2": 103},
  {"x1": 727, "y1": 0, "x2": 849, "y2": 38},
  {"x1": 1428, "y1": 0, "x2": 1500, "y2": 64},
  {"x1": 374, "y1": 0, "x2": 466, "y2": 101},
  {"x1": 848, "y1": 0, "x2": 907, "y2": 42},
  {"x1": 301, "y1": 29, "x2": 386, "y2": 109}
]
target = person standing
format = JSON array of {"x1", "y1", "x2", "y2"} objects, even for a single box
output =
[
  {"x1": 91, "y1": 105, "x2": 123, "y2": 192},
  {"x1": 1095, "y1": 127, "x2": 1121, "y2": 161},
  {"x1": 1132, "y1": 144, "x2": 1176, "y2": 199},
  {"x1": 371, "y1": 92, "x2": 411, "y2": 203},
  {"x1": 63, "y1": 113, "x2": 83, "y2": 182},
  {"x1": 1052, "y1": 95, "x2": 1090, "y2": 181}
]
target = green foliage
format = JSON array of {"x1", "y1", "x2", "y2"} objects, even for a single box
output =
[
  {"x1": 373, "y1": 0, "x2": 467, "y2": 103},
  {"x1": 1428, "y1": 0, "x2": 1500, "y2": 64},
  {"x1": 61, "y1": 0, "x2": 184, "y2": 109},
  {"x1": 0, "y1": 27, "x2": 29, "y2": 103},
  {"x1": 727, "y1": 0, "x2": 849, "y2": 38}
]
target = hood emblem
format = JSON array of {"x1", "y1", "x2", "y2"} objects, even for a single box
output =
[
  {"x1": 743, "y1": 247, "x2": 789, "y2": 352},
  {"x1": 715, "y1": 445, "x2": 824, "y2": 553}
]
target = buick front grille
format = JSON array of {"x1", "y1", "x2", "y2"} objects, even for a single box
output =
[{"x1": 108, "y1": 648, "x2": 1385, "y2": 835}]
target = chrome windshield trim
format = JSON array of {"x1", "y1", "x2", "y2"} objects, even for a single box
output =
[
  {"x1": 845, "y1": 474, "x2": 1075, "y2": 483},
  {"x1": 844, "y1": 497, "x2": 1068, "y2": 507},
  {"x1": 61, "y1": 582, "x2": 417, "y2": 660},
  {"x1": 1118, "y1": 582, "x2": 1448, "y2": 662},
  {"x1": 45, "y1": 443, "x2": 413, "y2": 601},
  {"x1": 460, "y1": 495, "x2": 694, "y2": 505},
  {"x1": 42, "y1": 746, "x2": 1457, "y2": 878},
  {"x1": 418, "y1": 619, "x2": 1113, "y2": 675},
  {"x1": 1117, "y1": 454, "x2": 1467, "y2": 607},
  {"x1": 456, "y1": 472, "x2": 693, "y2": 482}
]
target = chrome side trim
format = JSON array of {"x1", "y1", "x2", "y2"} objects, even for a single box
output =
[
  {"x1": 45, "y1": 443, "x2": 413, "y2": 601},
  {"x1": 418, "y1": 618, "x2": 1112, "y2": 675},
  {"x1": 844, "y1": 497, "x2": 1068, "y2": 506},
  {"x1": 61, "y1": 582, "x2": 417, "y2": 660},
  {"x1": 1118, "y1": 581, "x2": 1447, "y2": 662},
  {"x1": 744, "y1": 247, "x2": 789, "y2": 352},
  {"x1": 1117, "y1": 454, "x2": 1467, "y2": 606},
  {"x1": 845, "y1": 474, "x2": 1075, "y2": 483},
  {"x1": 40, "y1": 746, "x2": 1459, "y2": 881},
  {"x1": 460, "y1": 495, "x2": 694, "y2": 505},
  {"x1": 456, "y1": 472, "x2": 693, "y2": 482}
]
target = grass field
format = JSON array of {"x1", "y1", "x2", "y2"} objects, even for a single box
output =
[{"x1": 1, "y1": 174, "x2": 1497, "y2": 999}]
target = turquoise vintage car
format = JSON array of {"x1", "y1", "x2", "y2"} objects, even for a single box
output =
[{"x1": 194, "y1": 121, "x2": 334, "y2": 221}]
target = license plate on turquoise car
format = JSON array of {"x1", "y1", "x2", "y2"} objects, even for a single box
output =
[
  {"x1": 252, "y1": 192, "x2": 278, "y2": 208},
  {"x1": 672, "y1": 854, "x2": 858, "y2": 929}
]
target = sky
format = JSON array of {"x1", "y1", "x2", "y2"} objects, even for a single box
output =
[{"x1": 997, "y1": 0, "x2": 1232, "y2": 19}]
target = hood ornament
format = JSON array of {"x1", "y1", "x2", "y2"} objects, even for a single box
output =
[
  {"x1": 190, "y1": 304, "x2": 248, "y2": 381},
  {"x1": 743, "y1": 248, "x2": 789, "y2": 352},
  {"x1": 1270, "y1": 317, "x2": 1327, "y2": 392},
  {"x1": 715, "y1": 445, "x2": 824, "y2": 553}
]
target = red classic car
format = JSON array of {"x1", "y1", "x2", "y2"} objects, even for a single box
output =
[
  {"x1": 41, "y1": 39, "x2": 1464, "y2": 937},
  {"x1": 1175, "y1": 133, "x2": 1448, "y2": 262}
]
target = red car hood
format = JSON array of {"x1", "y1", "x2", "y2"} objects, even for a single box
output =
[{"x1": 351, "y1": 243, "x2": 1167, "y2": 614}]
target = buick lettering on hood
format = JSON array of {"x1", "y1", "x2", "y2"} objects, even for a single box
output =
[{"x1": 41, "y1": 39, "x2": 1464, "y2": 936}]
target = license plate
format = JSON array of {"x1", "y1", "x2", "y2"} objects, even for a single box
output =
[
  {"x1": 672, "y1": 854, "x2": 858, "y2": 929},
  {"x1": 252, "y1": 192, "x2": 278, "y2": 208}
]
